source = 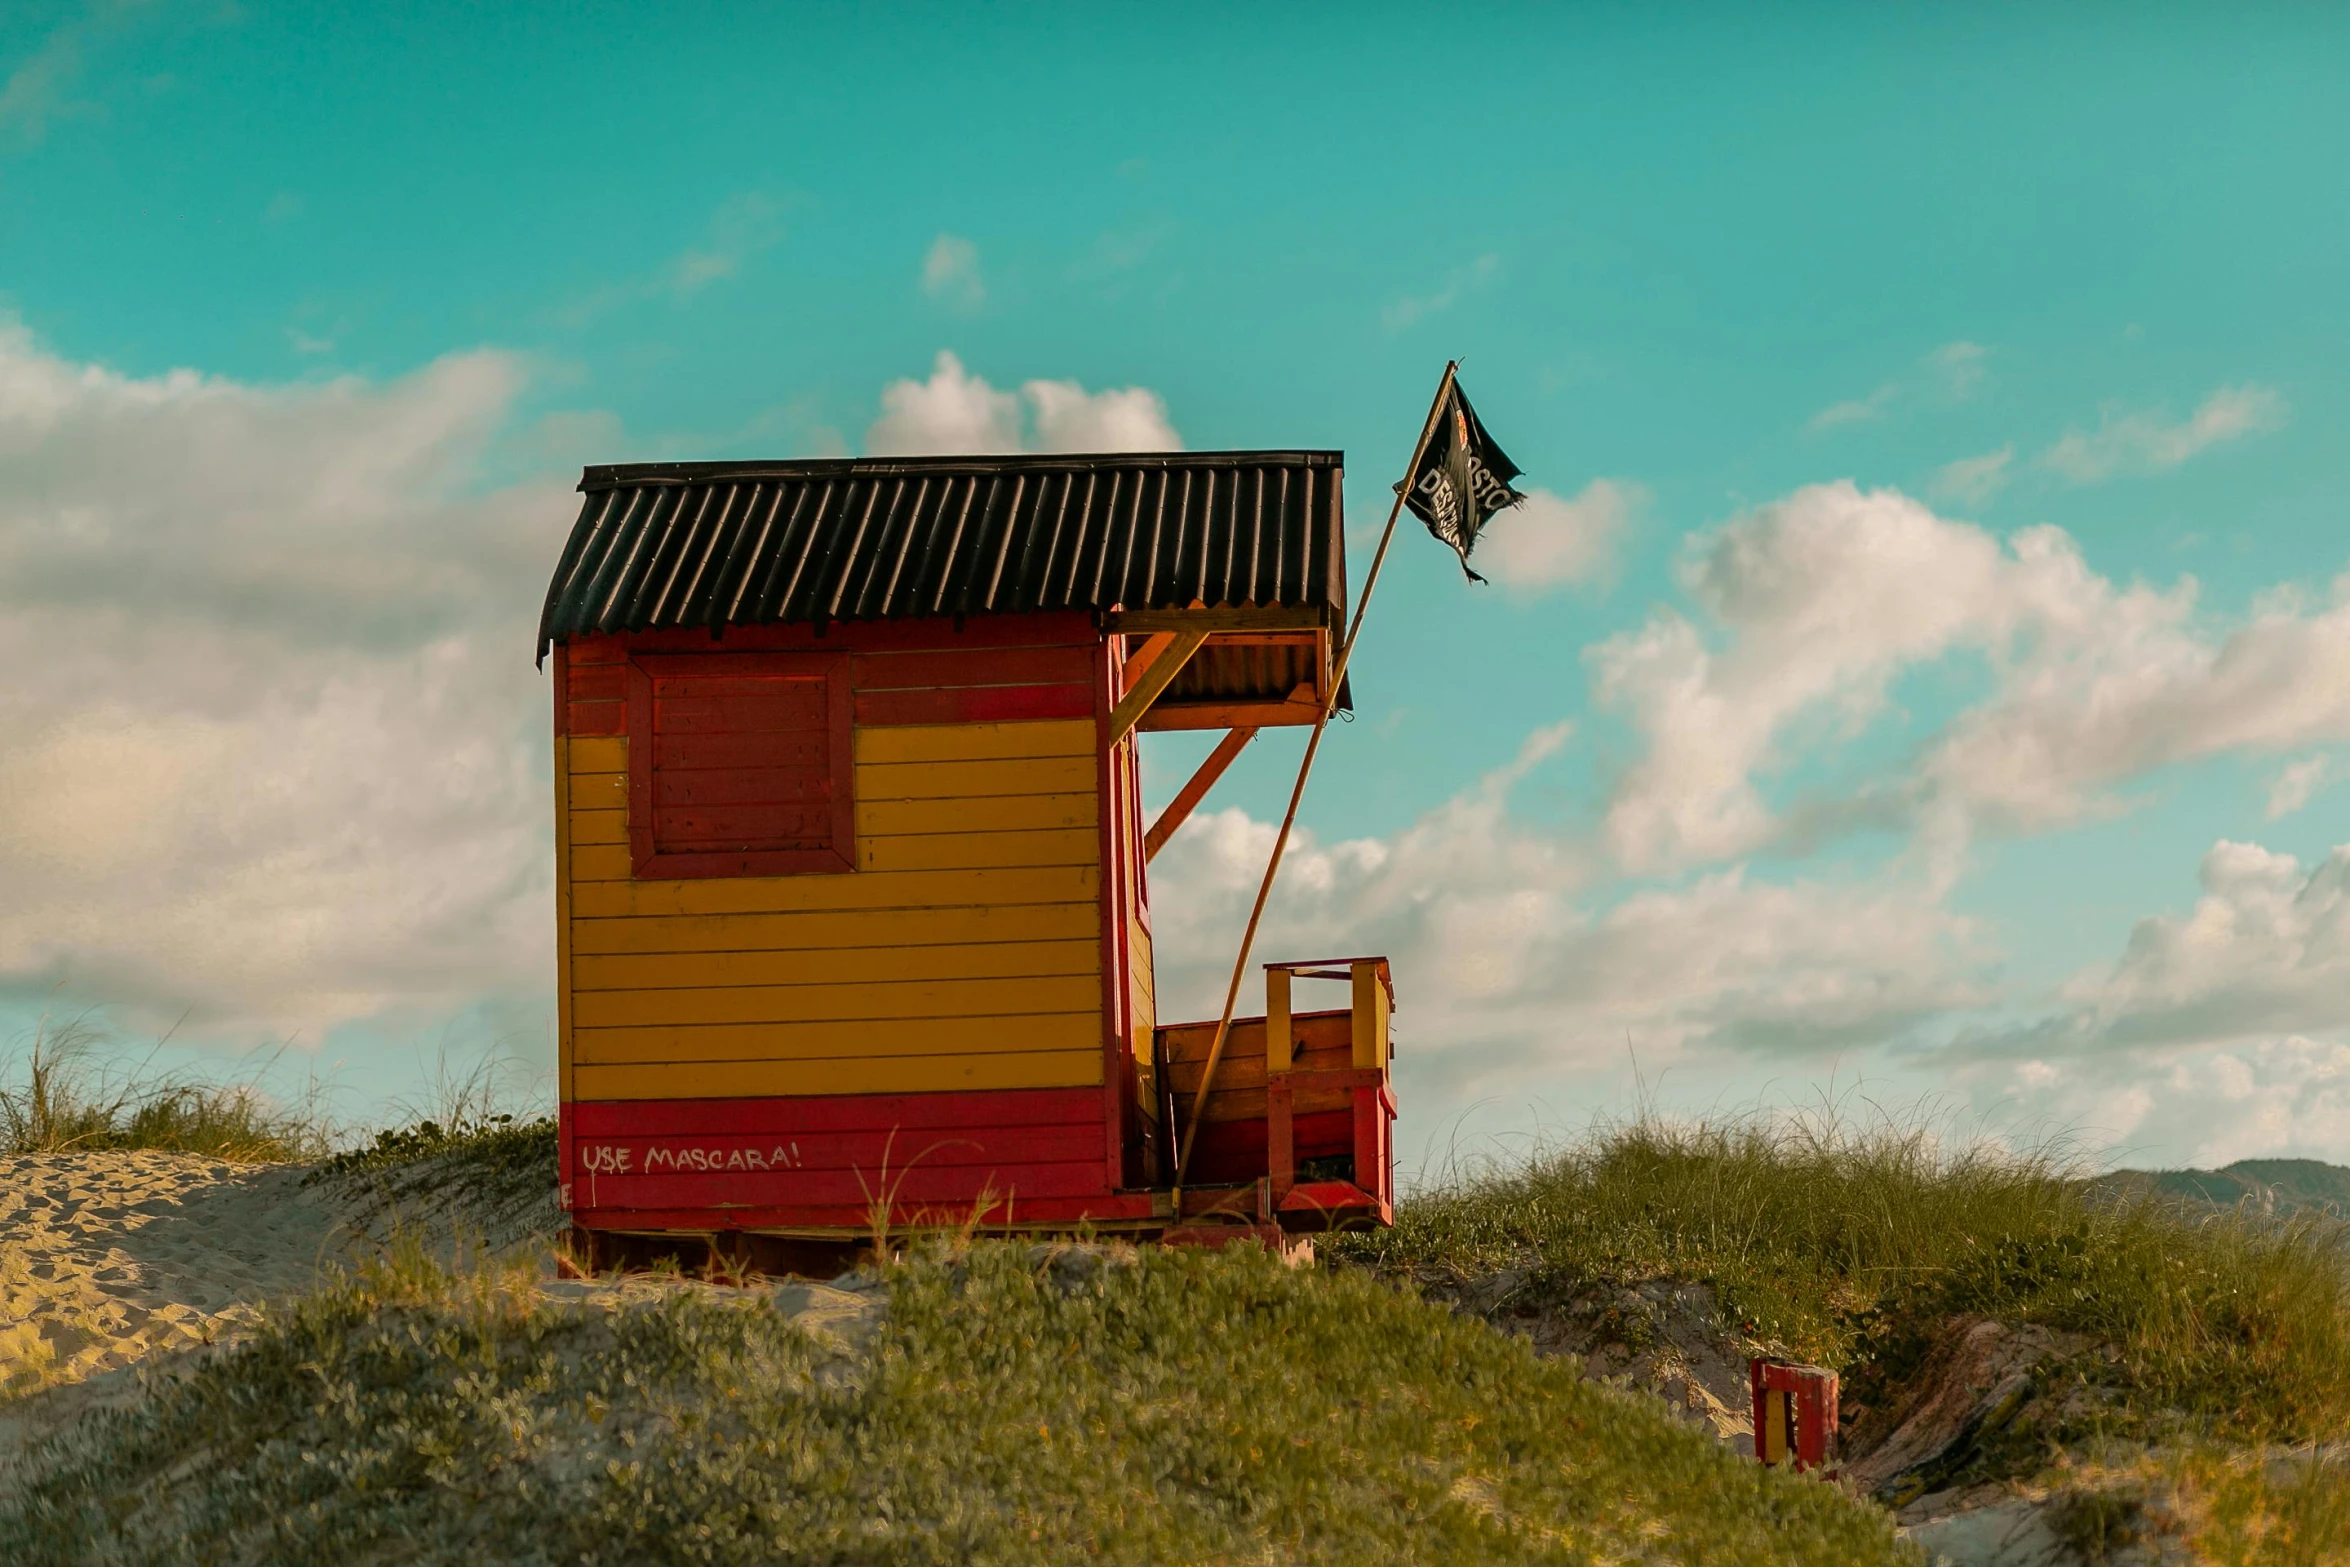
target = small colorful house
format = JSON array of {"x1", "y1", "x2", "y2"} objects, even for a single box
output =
[{"x1": 536, "y1": 452, "x2": 1395, "y2": 1259}]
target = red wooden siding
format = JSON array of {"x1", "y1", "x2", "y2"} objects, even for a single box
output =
[{"x1": 562, "y1": 1088, "x2": 1146, "y2": 1230}]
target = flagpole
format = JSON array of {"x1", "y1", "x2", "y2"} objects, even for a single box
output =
[{"x1": 1173, "y1": 360, "x2": 1458, "y2": 1190}]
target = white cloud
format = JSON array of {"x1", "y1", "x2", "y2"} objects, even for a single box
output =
[
  {"x1": 1807, "y1": 384, "x2": 1898, "y2": 432},
  {"x1": 1383, "y1": 254, "x2": 1500, "y2": 333},
  {"x1": 2267, "y1": 756, "x2": 2329, "y2": 820},
  {"x1": 2050, "y1": 840, "x2": 2350, "y2": 1051},
  {"x1": 920, "y1": 233, "x2": 984, "y2": 308},
  {"x1": 865, "y1": 351, "x2": 1022, "y2": 455},
  {"x1": 866, "y1": 351, "x2": 1180, "y2": 457},
  {"x1": 1967, "y1": 1037, "x2": 2350, "y2": 1168},
  {"x1": 1592, "y1": 480, "x2": 2350, "y2": 873},
  {"x1": 1145, "y1": 727, "x2": 1986, "y2": 1110},
  {"x1": 0, "y1": 321, "x2": 565, "y2": 1036},
  {"x1": 1477, "y1": 479, "x2": 1640, "y2": 596},
  {"x1": 1930, "y1": 444, "x2": 2013, "y2": 505},
  {"x1": 2043, "y1": 384, "x2": 2286, "y2": 481},
  {"x1": 1926, "y1": 341, "x2": 1988, "y2": 399}
]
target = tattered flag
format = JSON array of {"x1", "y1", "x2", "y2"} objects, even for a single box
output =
[{"x1": 1396, "y1": 378, "x2": 1525, "y2": 582}]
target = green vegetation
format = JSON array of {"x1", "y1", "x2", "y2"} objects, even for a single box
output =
[
  {"x1": 1334, "y1": 1113, "x2": 2350, "y2": 1450},
  {"x1": 0, "y1": 1019, "x2": 329, "y2": 1163},
  {"x1": 0, "y1": 1240, "x2": 1911, "y2": 1565},
  {"x1": 308, "y1": 1109, "x2": 559, "y2": 1229}
]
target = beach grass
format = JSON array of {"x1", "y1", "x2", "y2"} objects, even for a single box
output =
[
  {"x1": 0, "y1": 1018, "x2": 329, "y2": 1164},
  {"x1": 0, "y1": 1238, "x2": 1914, "y2": 1566},
  {"x1": 1332, "y1": 1111, "x2": 2350, "y2": 1450}
]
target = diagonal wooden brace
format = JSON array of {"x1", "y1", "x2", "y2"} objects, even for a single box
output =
[
  {"x1": 1108, "y1": 628, "x2": 1207, "y2": 744},
  {"x1": 1143, "y1": 726, "x2": 1259, "y2": 861}
]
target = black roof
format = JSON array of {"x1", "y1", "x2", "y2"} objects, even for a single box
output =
[{"x1": 536, "y1": 451, "x2": 1346, "y2": 663}]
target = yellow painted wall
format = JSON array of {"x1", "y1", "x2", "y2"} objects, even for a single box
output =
[{"x1": 563, "y1": 718, "x2": 1105, "y2": 1102}]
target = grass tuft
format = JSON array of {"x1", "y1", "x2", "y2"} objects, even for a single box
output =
[
  {"x1": 0, "y1": 1017, "x2": 330, "y2": 1163},
  {"x1": 1333, "y1": 1110, "x2": 2350, "y2": 1448},
  {"x1": 0, "y1": 1241, "x2": 1914, "y2": 1565}
]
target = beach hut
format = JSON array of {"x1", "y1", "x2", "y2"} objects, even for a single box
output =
[{"x1": 536, "y1": 452, "x2": 1396, "y2": 1261}]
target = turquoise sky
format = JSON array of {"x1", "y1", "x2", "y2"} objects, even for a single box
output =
[{"x1": 5, "y1": 3, "x2": 2348, "y2": 1167}]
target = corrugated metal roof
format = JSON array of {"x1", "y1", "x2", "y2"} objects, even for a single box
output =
[{"x1": 536, "y1": 451, "x2": 1346, "y2": 664}]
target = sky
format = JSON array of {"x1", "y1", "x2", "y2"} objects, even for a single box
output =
[{"x1": 4, "y1": 1, "x2": 2349, "y2": 1171}]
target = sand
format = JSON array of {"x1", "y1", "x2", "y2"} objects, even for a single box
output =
[{"x1": 0, "y1": 1151, "x2": 373, "y2": 1396}]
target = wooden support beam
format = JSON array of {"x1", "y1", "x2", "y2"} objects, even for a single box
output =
[
  {"x1": 1143, "y1": 726, "x2": 1259, "y2": 861},
  {"x1": 1119, "y1": 630, "x2": 1180, "y2": 691},
  {"x1": 1105, "y1": 607, "x2": 1326, "y2": 634},
  {"x1": 1139, "y1": 682, "x2": 1321, "y2": 733},
  {"x1": 1107, "y1": 629, "x2": 1207, "y2": 744}
]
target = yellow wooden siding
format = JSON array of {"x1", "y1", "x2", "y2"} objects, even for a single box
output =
[
  {"x1": 574, "y1": 939, "x2": 1100, "y2": 991},
  {"x1": 854, "y1": 719, "x2": 1093, "y2": 764},
  {"x1": 857, "y1": 792, "x2": 1095, "y2": 836},
  {"x1": 569, "y1": 903, "x2": 1099, "y2": 955},
  {"x1": 572, "y1": 1011, "x2": 1101, "y2": 1064},
  {"x1": 554, "y1": 736, "x2": 574, "y2": 1103},
  {"x1": 576, "y1": 1049, "x2": 1100, "y2": 1101},
  {"x1": 560, "y1": 719, "x2": 1108, "y2": 1098},
  {"x1": 574, "y1": 974, "x2": 1100, "y2": 1029}
]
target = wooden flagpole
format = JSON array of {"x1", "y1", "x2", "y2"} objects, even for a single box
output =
[{"x1": 1173, "y1": 360, "x2": 1459, "y2": 1189}]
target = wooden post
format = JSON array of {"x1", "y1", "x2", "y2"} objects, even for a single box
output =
[
  {"x1": 1349, "y1": 960, "x2": 1387, "y2": 1071},
  {"x1": 1265, "y1": 967, "x2": 1293, "y2": 1073},
  {"x1": 1175, "y1": 362, "x2": 1458, "y2": 1188}
]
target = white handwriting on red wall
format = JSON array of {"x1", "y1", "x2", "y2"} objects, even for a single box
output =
[{"x1": 577, "y1": 1143, "x2": 802, "y2": 1176}]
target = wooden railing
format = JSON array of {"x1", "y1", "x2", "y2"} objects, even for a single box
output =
[{"x1": 1154, "y1": 956, "x2": 1395, "y2": 1228}]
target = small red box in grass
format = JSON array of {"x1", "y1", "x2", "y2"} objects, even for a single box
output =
[{"x1": 1750, "y1": 1359, "x2": 1838, "y2": 1471}]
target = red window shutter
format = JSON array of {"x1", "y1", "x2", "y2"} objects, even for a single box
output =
[{"x1": 625, "y1": 652, "x2": 854, "y2": 878}]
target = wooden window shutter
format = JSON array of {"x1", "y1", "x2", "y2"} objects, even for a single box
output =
[{"x1": 625, "y1": 651, "x2": 854, "y2": 878}]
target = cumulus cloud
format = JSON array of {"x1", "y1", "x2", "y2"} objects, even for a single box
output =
[
  {"x1": 0, "y1": 321, "x2": 566, "y2": 1035},
  {"x1": 2042, "y1": 840, "x2": 2350, "y2": 1052},
  {"x1": 866, "y1": 351, "x2": 1180, "y2": 456},
  {"x1": 1476, "y1": 480, "x2": 1640, "y2": 596},
  {"x1": 920, "y1": 233, "x2": 984, "y2": 308},
  {"x1": 1145, "y1": 726, "x2": 1987, "y2": 1111},
  {"x1": 1592, "y1": 480, "x2": 2350, "y2": 872},
  {"x1": 2043, "y1": 384, "x2": 2286, "y2": 481}
]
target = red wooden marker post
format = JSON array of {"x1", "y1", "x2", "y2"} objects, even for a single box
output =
[{"x1": 1750, "y1": 1359, "x2": 1839, "y2": 1472}]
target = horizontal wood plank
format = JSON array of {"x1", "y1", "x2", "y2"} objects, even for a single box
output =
[
  {"x1": 568, "y1": 699, "x2": 625, "y2": 736},
  {"x1": 852, "y1": 646, "x2": 1094, "y2": 691},
  {"x1": 570, "y1": 1125, "x2": 1106, "y2": 1176},
  {"x1": 857, "y1": 827, "x2": 1098, "y2": 874},
  {"x1": 568, "y1": 1087, "x2": 1104, "y2": 1136},
  {"x1": 565, "y1": 1160, "x2": 1109, "y2": 1210},
  {"x1": 572, "y1": 808, "x2": 628, "y2": 846},
  {"x1": 855, "y1": 684, "x2": 1093, "y2": 727},
  {"x1": 852, "y1": 720, "x2": 1094, "y2": 765},
  {"x1": 853, "y1": 792, "x2": 1095, "y2": 836},
  {"x1": 574, "y1": 974, "x2": 1101, "y2": 1030},
  {"x1": 570, "y1": 864, "x2": 1099, "y2": 918},
  {"x1": 574, "y1": 1010, "x2": 1100, "y2": 1064},
  {"x1": 569, "y1": 903, "x2": 1099, "y2": 957},
  {"x1": 567, "y1": 661, "x2": 626, "y2": 701},
  {"x1": 574, "y1": 939, "x2": 1102, "y2": 993},
  {"x1": 571, "y1": 736, "x2": 628, "y2": 775},
  {"x1": 573, "y1": 1049, "x2": 1103, "y2": 1100},
  {"x1": 856, "y1": 756, "x2": 1095, "y2": 801}
]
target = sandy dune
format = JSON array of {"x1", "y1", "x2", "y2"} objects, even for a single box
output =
[{"x1": 0, "y1": 1151, "x2": 370, "y2": 1396}]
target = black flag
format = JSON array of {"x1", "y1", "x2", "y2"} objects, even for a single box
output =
[{"x1": 1396, "y1": 379, "x2": 1525, "y2": 582}]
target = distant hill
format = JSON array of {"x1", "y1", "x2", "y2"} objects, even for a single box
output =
[{"x1": 2101, "y1": 1158, "x2": 2350, "y2": 1218}]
